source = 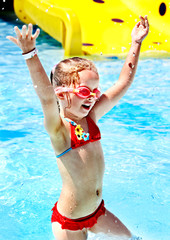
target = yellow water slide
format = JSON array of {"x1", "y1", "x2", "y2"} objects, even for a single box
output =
[{"x1": 14, "y1": 0, "x2": 170, "y2": 57}]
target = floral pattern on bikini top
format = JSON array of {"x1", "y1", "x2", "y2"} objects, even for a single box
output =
[{"x1": 65, "y1": 118, "x2": 90, "y2": 141}]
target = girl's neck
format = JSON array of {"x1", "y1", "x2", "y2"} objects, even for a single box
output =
[{"x1": 60, "y1": 109, "x2": 85, "y2": 123}]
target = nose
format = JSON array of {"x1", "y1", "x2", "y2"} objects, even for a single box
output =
[{"x1": 87, "y1": 94, "x2": 96, "y2": 101}]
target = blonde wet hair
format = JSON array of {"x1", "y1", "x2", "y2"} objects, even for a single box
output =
[{"x1": 50, "y1": 57, "x2": 99, "y2": 88}]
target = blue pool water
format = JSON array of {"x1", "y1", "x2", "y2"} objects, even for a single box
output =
[{"x1": 0, "y1": 17, "x2": 170, "y2": 240}]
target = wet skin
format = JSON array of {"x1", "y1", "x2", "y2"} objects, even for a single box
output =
[{"x1": 51, "y1": 70, "x2": 105, "y2": 218}]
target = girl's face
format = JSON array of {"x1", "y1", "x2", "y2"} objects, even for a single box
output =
[{"x1": 63, "y1": 70, "x2": 100, "y2": 119}]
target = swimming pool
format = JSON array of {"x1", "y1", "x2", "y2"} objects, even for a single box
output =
[{"x1": 0, "y1": 17, "x2": 169, "y2": 240}]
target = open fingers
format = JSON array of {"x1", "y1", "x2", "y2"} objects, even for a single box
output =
[
  {"x1": 6, "y1": 36, "x2": 18, "y2": 45},
  {"x1": 22, "y1": 25, "x2": 27, "y2": 39},
  {"x1": 27, "y1": 23, "x2": 33, "y2": 40},
  {"x1": 14, "y1": 24, "x2": 40, "y2": 41},
  {"x1": 14, "y1": 26, "x2": 22, "y2": 40},
  {"x1": 32, "y1": 28, "x2": 40, "y2": 40}
]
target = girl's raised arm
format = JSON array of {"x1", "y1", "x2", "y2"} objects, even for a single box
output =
[
  {"x1": 93, "y1": 16, "x2": 149, "y2": 121},
  {"x1": 7, "y1": 24, "x2": 62, "y2": 135}
]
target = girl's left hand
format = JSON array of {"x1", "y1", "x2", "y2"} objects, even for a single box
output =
[{"x1": 131, "y1": 15, "x2": 149, "y2": 44}]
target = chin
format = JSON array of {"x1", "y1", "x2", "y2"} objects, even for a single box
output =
[{"x1": 76, "y1": 111, "x2": 89, "y2": 119}]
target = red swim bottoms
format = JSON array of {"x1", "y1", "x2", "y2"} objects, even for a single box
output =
[{"x1": 51, "y1": 200, "x2": 106, "y2": 231}]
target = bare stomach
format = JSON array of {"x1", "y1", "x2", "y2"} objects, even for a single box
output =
[
  {"x1": 57, "y1": 183, "x2": 103, "y2": 219},
  {"x1": 56, "y1": 141, "x2": 105, "y2": 219}
]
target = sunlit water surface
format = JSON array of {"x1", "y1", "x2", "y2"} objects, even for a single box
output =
[{"x1": 0, "y1": 18, "x2": 170, "y2": 240}]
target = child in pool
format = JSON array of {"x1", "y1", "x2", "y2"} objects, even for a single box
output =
[{"x1": 7, "y1": 16, "x2": 149, "y2": 240}]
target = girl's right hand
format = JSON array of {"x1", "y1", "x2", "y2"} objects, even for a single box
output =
[{"x1": 6, "y1": 23, "x2": 40, "y2": 53}]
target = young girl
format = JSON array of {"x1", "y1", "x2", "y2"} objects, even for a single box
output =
[{"x1": 7, "y1": 15, "x2": 149, "y2": 240}]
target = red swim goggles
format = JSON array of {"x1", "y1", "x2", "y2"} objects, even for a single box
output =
[{"x1": 54, "y1": 86, "x2": 101, "y2": 99}]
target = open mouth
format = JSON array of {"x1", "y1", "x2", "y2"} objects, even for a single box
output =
[{"x1": 82, "y1": 104, "x2": 91, "y2": 110}]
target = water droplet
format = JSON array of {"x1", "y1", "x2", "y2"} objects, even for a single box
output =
[
  {"x1": 115, "y1": 220, "x2": 117, "y2": 223},
  {"x1": 133, "y1": 52, "x2": 136, "y2": 57},
  {"x1": 34, "y1": 85, "x2": 37, "y2": 88},
  {"x1": 45, "y1": 9, "x2": 48, "y2": 12},
  {"x1": 2, "y1": 7, "x2": 4, "y2": 10},
  {"x1": 100, "y1": 52, "x2": 103, "y2": 55},
  {"x1": 108, "y1": 229, "x2": 111, "y2": 233},
  {"x1": 121, "y1": 47, "x2": 126, "y2": 52}
]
